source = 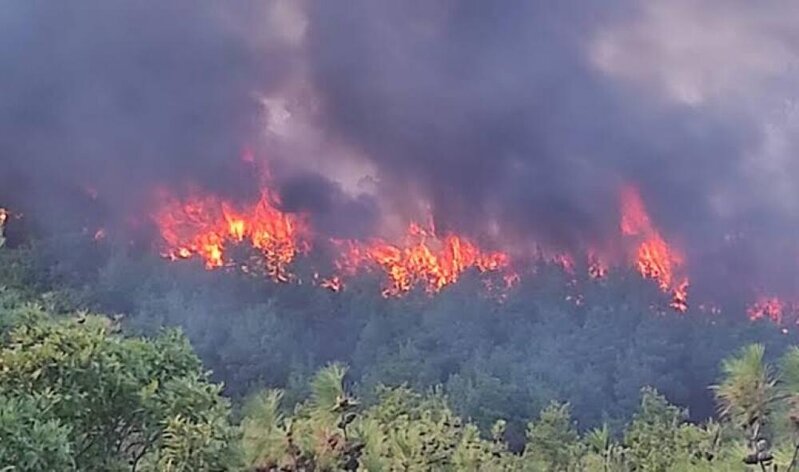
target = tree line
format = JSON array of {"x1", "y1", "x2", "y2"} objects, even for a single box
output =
[
  {"x1": 1, "y1": 284, "x2": 799, "y2": 470},
  {"x1": 1, "y1": 233, "x2": 798, "y2": 469}
]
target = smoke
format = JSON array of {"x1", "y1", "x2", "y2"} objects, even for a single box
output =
[
  {"x1": 278, "y1": 172, "x2": 379, "y2": 239},
  {"x1": 304, "y1": 0, "x2": 799, "y2": 296},
  {"x1": 0, "y1": 1, "x2": 302, "y2": 231},
  {"x1": 2, "y1": 1, "x2": 799, "y2": 297}
]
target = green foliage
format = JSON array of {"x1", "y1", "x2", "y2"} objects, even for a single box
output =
[
  {"x1": 713, "y1": 344, "x2": 778, "y2": 431},
  {"x1": 0, "y1": 392, "x2": 74, "y2": 470},
  {"x1": 7, "y1": 238, "x2": 799, "y2": 470},
  {"x1": 310, "y1": 363, "x2": 349, "y2": 420},
  {"x1": 586, "y1": 425, "x2": 629, "y2": 470},
  {"x1": 523, "y1": 401, "x2": 583, "y2": 471},
  {"x1": 236, "y1": 357, "x2": 799, "y2": 471},
  {"x1": 240, "y1": 389, "x2": 286, "y2": 468},
  {"x1": 239, "y1": 375, "x2": 520, "y2": 471},
  {"x1": 623, "y1": 387, "x2": 706, "y2": 471},
  {"x1": 5, "y1": 240, "x2": 795, "y2": 437},
  {"x1": 141, "y1": 412, "x2": 237, "y2": 472},
  {"x1": 240, "y1": 364, "x2": 362, "y2": 470},
  {"x1": 0, "y1": 303, "x2": 238, "y2": 471}
]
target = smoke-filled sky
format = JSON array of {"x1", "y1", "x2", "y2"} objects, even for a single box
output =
[{"x1": 2, "y1": 0, "x2": 799, "y2": 297}]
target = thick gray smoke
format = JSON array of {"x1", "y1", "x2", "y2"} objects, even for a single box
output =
[
  {"x1": 0, "y1": 2, "x2": 279, "y2": 225},
  {"x1": 2, "y1": 1, "x2": 799, "y2": 298}
]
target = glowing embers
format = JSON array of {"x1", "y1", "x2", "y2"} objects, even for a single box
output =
[
  {"x1": 747, "y1": 297, "x2": 788, "y2": 324},
  {"x1": 620, "y1": 186, "x2": 689, "y2": 312},
  {"x1": 326, "y1": 223, "x2": 513, "y2": 297},
  {"x1": 153, "y1": 189, "x2": 309, "y2": 282}
]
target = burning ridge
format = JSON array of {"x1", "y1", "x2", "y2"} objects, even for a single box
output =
[
  {"x1": 153, "y1": 186, "x2": 310, "y2": 282},
  {"x1": 3, "y1": 174, "x2": 794, "y2": 324},
  {"x1": 148, "y1": 164, "x2": 693, "y2": 311},
  {"x1": 323, "y1": 223, "x2": 513, "y2": 297}
]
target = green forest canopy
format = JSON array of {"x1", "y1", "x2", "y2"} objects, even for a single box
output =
[{"x1": 1, "y1": 233, "x2": 798, "y2": 470}]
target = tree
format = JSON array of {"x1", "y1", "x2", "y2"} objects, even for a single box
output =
[
  {"x1": 712, "y1": 344, "x2": 779, "y2": 468},
  {"x1": 0, "y1": 306, "x2": 239, "y2": 470},
  {"x1": 239, "y1": 366, "x2": 521, "y2": 471},
  {"x1": 240, "y1": 363, "x2": 363, "y2": 471},
  {"x1": 523, "y1": 401, "x2": 583, "y2": 471},
  {"x1": 778, "y1": 347, "x2": 799, "y2": 470},
  {"x1": 583, "y1": 423, "x2": 625, "y2": 472},
  {"x1": 0, "y1": 392, "x2": 73, "y2": 470},
  {"x1": 623, "y1": 387, "x2": 696, "y2": 472},
  {"x1": 240, "y1": 389, "x2": 287, "y2": 468}
]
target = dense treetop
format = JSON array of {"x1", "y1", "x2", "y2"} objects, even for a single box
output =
[{"x1": 1, "y1": 232, "x2": 798, "y2": 470}]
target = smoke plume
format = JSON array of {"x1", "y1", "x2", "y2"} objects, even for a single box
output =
[{"x1": 2, "y1": 0, "x2": 799, "y2": 301}]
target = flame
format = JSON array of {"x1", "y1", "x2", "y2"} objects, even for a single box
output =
[
  {"x1": 328, "y1": 222, "x2": 512, "y2": 297},
  {"x1": 153, "y1": 189, "x2": 309, "y2": 282},
  {"x1": 620, "y1": 186, "x2": 688, "y2": 311},
  {"x1": 587, "y1": 253, "x2": 608, "y2": 279},
  {"x1": 150, "y1": 181, "x2": 694, "y2": 309},
  {"x1": 670, "y1": 279, "x2": 689, "y2": 313},
  {"x1": 146, "y1": 170, "x2": 707, "y2": 313},
  {"x1": 551, "y1": 253, "x2": 576, "y2": 273},
  {"x1": 747, "y1": 297, "x2": 785, "y2": 324},
  {"x1": 320, "y1": 275, "x2": 343, "y2": 292}
]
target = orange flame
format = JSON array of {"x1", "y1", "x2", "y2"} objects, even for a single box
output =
[
  {"x1": 328, "y1": 222, "x2": 512, "y2": 297},
  {"x1": 148, "y1": 173, "x2": 705, "y2": 312},
  {"x1": 670, "y1": 280, "x2": 689, "y2": 313},
  {"x1": 747, "y1": 297, "x2": 786, "y2": 324},
  {"x1": 153, "y1": 189, "x2": 309, "y2": 282},
  {"x1": 620, "y1": 186, "x2": 688, "y2": 311}
]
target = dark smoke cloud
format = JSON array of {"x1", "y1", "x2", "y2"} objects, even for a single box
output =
[
  {"x1": 305, "y1": 0, "x2": 799, "y2": 295},
  {"x1": 0, "y1": 1, "x2": 320, "y2": 234},
  {"x1": 279, "y1": 172, "x2": 379, "y2": 239},
  {"x1": 2, "y1": 1, "x2": 799, "y2": 297},
  {"x1": 306, "y1": 2, "x2": 740, "y2": 239}
]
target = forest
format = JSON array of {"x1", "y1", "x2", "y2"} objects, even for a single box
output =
[
  {"x1": 1, "y1": 228, "x2": 798, "y2": 471},
  {"x1": 2, "y1": 3, "x2": 798, "y2": 470}
]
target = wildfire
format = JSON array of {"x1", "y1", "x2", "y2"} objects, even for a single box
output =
[
  {"x1": 670, "y1": 280, "x2": 689, "y2": 313},
  {"x1": 620, "y1": 186, "x2": 689, "y2": 312},
  {"x1": 0, "y1": 208, "x2": 7, "y2": 247},
  {"x1": 587, "y1": 253, "x2": 608, "y2": 279},
  {"x1": 141, "y1": 160, "x2": 727, "y2": 315},
  {"x1": 326, "y1": 222, "x2": 512, "y2": 296},
  {"x1": 150, "y1": 181, "x2": 696, "y2": 309},
  {"x1": 153, "y1": 189, "x2": 309, "y2": 282},
  {"x1": 551, "y1": 253, "x2": 576, "y2": 274},
  {"x1": 747, "y1": 297, "x2": 786, "y2": 324},
  {"x1": 319, "y1": 275, "x2": 343, "y2": 292}
]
